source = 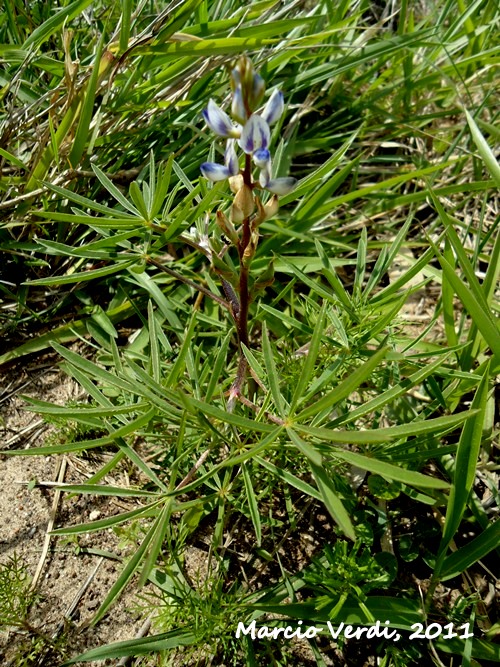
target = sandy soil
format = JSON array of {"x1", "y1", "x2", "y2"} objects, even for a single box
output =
[{"x1": 0, "y1": 360, "x2": 147, "y2": 666}]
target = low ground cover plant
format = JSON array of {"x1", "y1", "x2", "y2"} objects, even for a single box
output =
[{"x1": 0, "y1": 0, "x2": 499, "y2": 665}]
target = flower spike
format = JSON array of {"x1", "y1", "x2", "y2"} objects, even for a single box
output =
[{"x1": 200, "y1": 58, "x2": 296, "y2": 199}]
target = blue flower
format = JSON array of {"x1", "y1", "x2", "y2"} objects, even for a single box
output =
[
  {"x1": 261, "y1": 89, "x2": 284, "y2": 126},
  {"x1": 202, "y1": 100, "x2": 241, "y2": 138},
  {"x1": 201, "y1": 78, "x2": 296, "y2": 196},
  {"x1": 200, "y1": 139, "x2": 240, "y2": 182},
  {"x1": 238, "y1": 115, "x2": 270, "y2": 154}
]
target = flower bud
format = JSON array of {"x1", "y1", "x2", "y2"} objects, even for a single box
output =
[
  {"x1": 200, "y1": 162, "x2": 231, "y2": 182},
  {"x1": 231, "y1": 85, "x2": 248, "y2": 124},
  {"x1": 231, "y1": 184, "x2": 254, "y2": 222},
  {"x1": 216, "y1": 210, "x2": 240, "y2": 245},
  {"x1": 228, "y1": 173, "x2": 244, "y2": 194},
  {"x1": 242, "y1": 230, "x2": 259, "y2": 268},
  {"x1": 251, "y1": 194, "x2": 279, "y2": 230},
  {"x1": 261, "y1": 89, "x2": 284, "y2": 126},
  {"x1": 264, "y1": 194, "x2": 279, "y2": 218},
  {"x1": 248, "y1": 73, "x2": 265, "y2": 109}
]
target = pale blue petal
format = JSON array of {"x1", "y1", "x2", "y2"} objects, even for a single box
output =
[
  {"x1": 230, "y1": 67, "x2": 241, "y2": 88},
  {"x1": 259, "y1": 165, "x2": 271, "y2": 189},
  {"x1": 225, "y1": 140, "x2": 240, "y2": 176},
  {"x1": 200, "y1": 162, "x2": 231, "y2": 182},
  {"x1": 239, "y1": 115, "x2": 270, "y2": 154},
  {"x1": 231, "y1": 85, "x2": 247, "y2": 124},
  {"x1": 252, "y1": 148, "x2": 271, "y2": 169},
  {"x1": 265, "y1": 177, "x2": 297, "y2": 195},
  {"x1": 202, "y1": 100, "x2": 235, "y2": 137},
  {"x1": 249, "y1": 73, "x2": 266, "y2": 107},
  {"x1": 261, "y1": 89, "x2": 284, "y2": 126}
]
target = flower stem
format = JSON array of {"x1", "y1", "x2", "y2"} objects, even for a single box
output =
[{"x1": 231, "y1": 154, "x2": 254, "y2": 398}]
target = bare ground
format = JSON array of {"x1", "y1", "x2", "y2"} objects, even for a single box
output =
[{"x1": 0, "y1": 360, "x2": 147, "y2": 666}]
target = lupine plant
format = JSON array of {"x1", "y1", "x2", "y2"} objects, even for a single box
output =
[{"x1": 199, "y1": 56, "x2": 297, "y2": 399}]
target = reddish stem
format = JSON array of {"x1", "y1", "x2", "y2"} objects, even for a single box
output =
[{"x1": 231, "y1": 153, "x2": 253, "y2": 397}]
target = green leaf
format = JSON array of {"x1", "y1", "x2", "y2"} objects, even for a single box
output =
[
  {"x1": 242, "y1": 463, "x2": 262, "y2": 546},
  {"x1": 24, "y1": 259, "x2": 135, "y2": 285},
  {"x1": 297, "y1": 410, "x2": 476, "y2": 444},
  {"x1": 41, "y1": 181, "x2": 139, "y2": 218},
  {"x1": 289, "y1": 304, "x2": 327, "y2": 413},
  {"x1": 255, "y1": 456, "x2": 321, "y2": 501},
  {"x1": 332, "y1": 450, "x2": 450, "y2": 489},
  {"x1": 310, "y1": 462, "x2": 356, "y2": 540},
  {"x1": 91, "y1": 511, "x2": 165, "y2": 625},
  {"x1": 138, "y1": 500, "x2": 173, "y2": 587},
  {"x1": 61, "y1": 629, "x2": 196, "y2": 664},
  {"x1": 440, "y1": 520, "x2": 500, "y2": 580},
  {"x1": 51, "y1": 500, "x2": 162, "y2": 535},
  {"x1": 465, "y1": 109, "x2": 500, "y2": 188},
  {"x1": 287, "y1": 427, "x2": 322, "y2": 467},
  {"x1": 437, "y1": 363, "x2": 491, "y2": 562},
  {"x1": 431, "y1": 244, "x2": 500, "y2": 359},
  {"x1": 23, "y1": 0, "x2": 93, "y2": 49},
  {"x1": 68, "y1": 30, "x2": 105, "y2": 167},
  {"x1": 262, "y1": 322, "x2": 286, "y2": 418},
  {"x1": 92, "y1": 164, "x2": 141, "y2": 216},
  {"x1": 296, "y1": 347, "x2": 388, "y2": 421}
]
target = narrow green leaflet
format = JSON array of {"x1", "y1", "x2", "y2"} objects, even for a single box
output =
[
  {"x1": 61, "y1": 629, "x2": 197, "y2": 664},
  {"x1": 440, "y1": 519, "x2": 500, "y2": 580},
  {"x1": 25, "y1": 259, "x2": 135, "y2": 285},
  {"x1": 255, "y1": 456, "x2": 322, "y2": 501},
  {"x1": 242, "y1": 462, "x2": 262, "y2": 546},
  {"x1": 297, "y1": 411, "x2": 474, "y2": 444},
  {"x1": 287, "y1": 427, "x2": 322, "y2": 466},
  {"x1": 289, "y1": 303, "x2": 327, "y2": 413},
  {"x1": 91, "y1": 512, "x2": 163, "y2": 625},
  {"x1": 437, "y1": 363, "x2": 491, "y2": 563},
  {"x1": 68, "y1": 30, "x2": 105, "y2": 167},
  {"x1": 262, "y1": 322, "x2": 286, "y2": 418},
  {"x1": 429, "y1": 243, "x2": 500, "y2": 359},
  {"x1": 51, "y1": 500, "x2": 163, "y2": 536},
  {"x1": 296, "y1": 347, "x2": 388, "y2": 421},
  {"x1": 23, "y1": 0, "x2": 93, "y2": 49},
  {"x1": 332, "y1": 450, "x2": 450, "y2": 489},
  {"x1": 310, "y1": 462, "x2": 356, "y2": 540},
  {"x1": 465, "y1": 109, "x2": 500, "y2": 188}
]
